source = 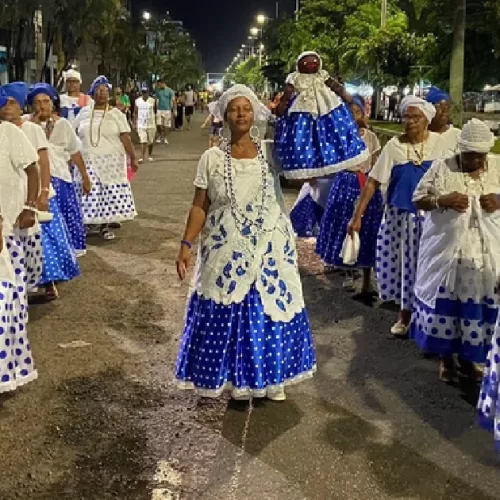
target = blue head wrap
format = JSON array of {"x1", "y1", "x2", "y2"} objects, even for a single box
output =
[
  {"x1": 425, "y1": 86, "x2": 450, "y2": 105},
  {"x1": 0, "y1": 91, "x2": 7, "y2": 109},
  {"x1": 0, "y1": 82, "x2": 29, "y2": 108},
  {"x1": 27, "y1": 82, "x2": 58, "y2": 106},
  {"x1": 351, "y1": 94, "x2": 366, "y2": 116},
  {"x1": 88, "y1": 75, "x2": 111, "y2": 96}
]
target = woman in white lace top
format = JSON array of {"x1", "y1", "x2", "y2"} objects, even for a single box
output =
[{"x1": 175, "y1": 85, "x2": 316, "y2": 401}]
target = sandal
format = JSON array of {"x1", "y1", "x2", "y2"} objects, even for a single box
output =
[
  {"x1": 100, "y1": 227, "x2": 116, "y2": 240},
  {"x1": 457, "y1": 359, "x2": 483, "y2": 382},
  {"x1": 45, "y1": 283, "x2": 59, "y2": 301},
  {"x1": 439, "y1": 358, "x2": 457, "y2": 384},
  {"x1": 390, "y1": 320, "x2": 409, "y2": 337}
]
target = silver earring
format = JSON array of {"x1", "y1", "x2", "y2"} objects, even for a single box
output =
[{"x1": 250, "y1": 125, "x2": 260, "y2": 141}]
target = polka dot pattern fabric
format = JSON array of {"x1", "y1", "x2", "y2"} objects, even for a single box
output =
[
  {"x1": 289, "y1": 194, "x2": 324, "y2": 238},
  {"x1": 39, "y1": 197, "x2": 80, "y2": 285},
  {"x1": 0, "y1": 237, "x2": 37, "y2": 393},
  {"x1": 275, "y1": 104, "x2": 368, "y2": 179},
  {"x1": 17, "y1": 230, "x2": 43, "y2": 292},
  {"x1": 176, "y1": 285, "x2": 316, "y2": 398},
  {"x1": 51, "y1": 176, "x2": 86, "y2": 256},
  {"x1": 376, "y1": 206, "x2": 423, "y2": 309},
  {"x1": 316, "y1": 171, "x2": 383, "y2": 267},
  {"x1": 478, "y1": 317, "x2": 500, "y2": 452},
  {"x1": 75, "y1": 160, "x2": 137, "y2": 225}
]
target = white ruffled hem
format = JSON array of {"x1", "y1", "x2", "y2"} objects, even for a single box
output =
[
  {"x1": 0, "y1": 370, "x2": 38, "y2": 394},
  {"x1": 282, "y1": 149, "x2": 370, "y2": 180},
  {"x1": 175, "y1": 365, "x2": 317, "y2": 398}
]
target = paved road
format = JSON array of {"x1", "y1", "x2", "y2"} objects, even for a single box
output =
[{"x1": 1, "y1": 116, "x2": 500, "y2": 499}]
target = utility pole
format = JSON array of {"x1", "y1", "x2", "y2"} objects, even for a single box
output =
[
  {"x1": 295, "y1": 0, "x2": 300, "y2": 21},
  {"x1": 373, "y1": 0, "x2": 388, "y2": 119},
  {"x1": 381, "y1": 0, "x2": 387, "y2": 27},
  {"x1": 276, "y1": 2, "x2": 279, "y2": 18},
  {"x1": 449, "y1": 0, "x2": 466, "y2": 127}
]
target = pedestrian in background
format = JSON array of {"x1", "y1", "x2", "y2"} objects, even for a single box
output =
[
  {"x1": 155, "y1": 79, "x2": 176, "y2": 144},
  {"x1": 175, "y1": 91, "x2": 185, "y2": 130},
  {"x1": 59, "y1": 69, "x2": 92, "y2": 125},
  {"x1": 134, "y1": 84, "x2": 157, "y2": 163},
  {"x1": 184, "y1": 84, "x2": 196, "y2": 130},
  {"x1": 115, "y1": 87, "x2": 131, "y2": 122}
]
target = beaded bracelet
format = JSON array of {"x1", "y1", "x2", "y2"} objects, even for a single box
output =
[{"x1": 181, "y1": 240, "x2": 192, "y2": 250}]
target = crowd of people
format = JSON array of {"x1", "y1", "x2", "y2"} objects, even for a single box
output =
[{"x1": 173, "y1": 50, "x2": 500, "y2": 453}]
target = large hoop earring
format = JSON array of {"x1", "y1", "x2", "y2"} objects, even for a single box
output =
[{"x1": 250, "y1": 125, "x2": 260, "y2": 141}]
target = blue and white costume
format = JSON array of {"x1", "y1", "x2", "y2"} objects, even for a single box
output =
[
  {"x1": 0, "y1": 119, "x2": 39, "y2": 392},
  {"x1": 316, "y1": 96, "x2": 383, "y2": 268},
  {"x1": 28, "y1": 83, "x2": 87, "y2": 257},
  {"x1": 411, "y1": 154, "x2": 500, "y2": 361},
  {"x1": 369, "y1": 121, "x2": 444, "y2": 311},
  {"x1": 176, "y1": 86, "x2": 316, "y2": 398},
  {"x1": 275, "y1": 52, "x2": 368, "y2": 180},
  {"x1": 59, "y1": 69, "x2": 93, "y2": 126},
  {"x1": 289, "y1": 179, "x2": 333, "y2": 238}
]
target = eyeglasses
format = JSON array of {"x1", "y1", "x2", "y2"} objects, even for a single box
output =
[{"x1": 402, "y1": 114, "x2": 425, "y2": 123}]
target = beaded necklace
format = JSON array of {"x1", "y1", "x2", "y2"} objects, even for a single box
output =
[
  {"x1": 406, "y1": 141, "x2": 425, "y2": 166},
  {"x1": 223, "y1": 139, "x2": 268, "y2": 232},
  {"x1": 89, "y1": 104, "x2": 109, "y2": 147},
  {"x1": 459, "y1": 155, "x2": 488, "y2": 194}
]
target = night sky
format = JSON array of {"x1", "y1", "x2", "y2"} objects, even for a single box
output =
[{"x1": 135, "y1": 0, "x2": 297, "y2": 73}]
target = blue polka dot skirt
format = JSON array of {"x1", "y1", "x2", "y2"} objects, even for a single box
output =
[
  {"x1": 75, "y1": 162, "x2": 137, "y2": 225},
  {"x1": 376, "y1": 206, "x2": 423, "y2": 309},
  {"x1": 478, "y1": 316, "x2": 500, "y2": 452},
  {"x1": 290, "y1": 194, "x2": 324, "y2": 238},
  {"x1": 39, "y1": 197, "x2": 81, "y2": 285},
  {"x1": 51, "y1": 176, "x2": 86, "y2": 256},
  {"x1": 411, "y1": 287, "x2": 497, "y2": 363},
  {"x1": 17, "y1": 230, "x2": 43, "y2": 293},
  {"x1": 275, "y1": 104, "x2": 368, "y2": 180},
  {"x1": 0, "y1": 237, "x2": 37, "y2": 393},
  {"x1": 176, "y1": 285, "x2": 317, "y2": 398},
  {"x1": 316, "y1": 171, "x2": 383, "y2": 267}
]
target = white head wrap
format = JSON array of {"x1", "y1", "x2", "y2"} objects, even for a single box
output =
[
  {"x1": 400, "y1": 95, "x2": 436, "y2": 123},
  {"x1": 63, "y1": 69, "x2": 82, "y2": 83},
  {"x1": 458, "y1": 118, "x2": 495, "y2": 153},
  {"x1": 296, "y1": 51, "x2": 323, "y2": 71},
  {"x1": 216, "y1": 84, "x2": 261, "y2": 117}
]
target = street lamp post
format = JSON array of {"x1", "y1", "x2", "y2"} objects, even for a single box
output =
[{"x1": 142, "y1": 10, "x2": 151, "y2": 21}]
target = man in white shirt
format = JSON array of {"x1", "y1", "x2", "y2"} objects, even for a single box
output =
[
  {"x1": 134, "y1": 85, "x2": 157, "y2": 163},
  {"x1": 184, "y1": 84, "x2": 196, "y2": 130}
]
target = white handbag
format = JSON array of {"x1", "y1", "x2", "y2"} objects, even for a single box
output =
[{"x1": 340, "y1": 232, "x2": 360, "y2": 266}]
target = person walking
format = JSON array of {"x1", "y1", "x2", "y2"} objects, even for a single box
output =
[
  {"x1": 59, "y1": 69, "x2": 92, "y2": 125},
  {"x1": 73, "y1": 76, "x2": 138, "y2": 240},
  {"x1": 175, "y1": 91, "x2": 185, "y2": 130},
  {"x1": 134, "y1": 85, "x2": 157, "y2": 163},
  {"x1": 175, "y1": 84, "x2": 316, "y2": 401},
  {"x1": 155, "y1": 80, "x2": 175, "y2": 144},
  {"x1": 184, "y1": 84, "x2": 196, "y2": 130}
]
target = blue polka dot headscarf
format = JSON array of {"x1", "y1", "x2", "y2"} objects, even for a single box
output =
[
  {"x1": 88, "y1": 75, "x2": 112, "y2": 96},
  {"x1": 351, "y1": 95, "x2": 366, "y2": 116},
  {"x1": 0, "y1": 82, "x2": 29, "y2": 108},
  {"x1": 27, "y1": 82, "x2": 58, "y2": 106},
  {"x1": 425, "y1": 86, "x2": 450, "y2": 105}
]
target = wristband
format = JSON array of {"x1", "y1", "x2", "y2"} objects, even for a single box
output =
[
  {"x1": 181, "y1": 239, "x2": 192, "y2": 250},
  {"x1": 23, "y1": 205, "x2": 38, "y2": 213},
  {"x1": 41, "y1": 187, "x2": 50, "y2": 193}
]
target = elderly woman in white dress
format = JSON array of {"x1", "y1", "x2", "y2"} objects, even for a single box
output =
[
  {"x1": 411, "y1": 119, "x2": 500, "y2": 382},
  {"x1": 175, "y1": 85, "x2": 316, "y2": 401},
  {"x1": 73, "y1": 76, "x2": 138, "y2": 240},
  {"x1": 348, "y1": 96, "x2": 444, "y2": 335},
  {"x1": 0, "y1": 106, "x2": 40, "y2": 392}
]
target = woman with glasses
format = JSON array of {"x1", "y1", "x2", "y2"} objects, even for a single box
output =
[{"x1": 348, "y1": 96, "x2": 445, "y2": 336}]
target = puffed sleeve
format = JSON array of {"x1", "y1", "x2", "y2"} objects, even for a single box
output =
[
  {"x1": 412, "y1": 159, "x2": 444, "y2": 202},
  {"x1": 113, "y1": 108, "x2": 131, "y2": 134},
  {"x1": 62, "y1": 119, "x2": 80, "y2": 156},
  {"x1": 261, "y1": 140, "x2": 281, "y2": 173},
  {"x1": 369, "y1": 139, "x2": 396, "y2": 185},
  {"x1": 9, "y1": 124, "x2": 38, "y2": 170},
  {"x1": 194, "y1": 150, "x2": 211, "y2": 189}
]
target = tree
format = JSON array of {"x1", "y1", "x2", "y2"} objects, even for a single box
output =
[
  {"x1": 449, "y1": 0, "x2": 466, "y2": 126},
  {"x1": 225, "y1": 57, "x2": 264, "y2": 91}
]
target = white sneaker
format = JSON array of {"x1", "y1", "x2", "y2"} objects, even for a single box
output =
[
  {"x1": 138, "y1": 158, "x2": 144, "y2": 164},
  {"x1": 343, "y1": 276, "x2": 356, "y2": 292},
  {"x1": 164, "y1": 138, "x2": 169, "y2": 145},
  {"x1": 390, "y1": 320, "x2": 409, "y2": 337},
  {"x1": 231, "y1": 389, "x2": 250, "y2": 401},
  {"x1": 267, "y1": 387, "x2": 286, "y2": 401},
  {"x1": 156, "y1": 138, "x2": 162, "y2": 144},
  {"x1": 148, "y1": 157, "x2": 153, "y2": 162}
]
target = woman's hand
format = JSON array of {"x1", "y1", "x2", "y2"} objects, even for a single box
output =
[
  {"x1": 82, "y1": 174, "x2": 92, "y2": 195},
  {"x1": 438, "y1": 192, "x2": 469, "y2": 213},
  {"x1": 347, "y1": 216, "x2": 362, "y2": 236},
  {"x1": 37, "y1": 191, "x2": 49, "y2": 212},
  {"x1": 17, "y1": 209, "x2": 36, "y2": 230},
  {"x1": 176, "y1": 244, "x2": 192, "y2": 280},
  {"x1": 480, "y1": 194, "x2": 500, "y2": 213},
  {"x1": 130, "y1": 159, "x2": 139, "y2": 173}
]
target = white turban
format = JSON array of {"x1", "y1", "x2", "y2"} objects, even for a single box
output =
[
  {"x1": 400, "y1": 95, "x2": 436, "y2": 123},
  {"x1": 216, "y1": 84, "x2": 261, "y2": 117},
  {"x1": 458, "y1": 118, "x2": 495, "y2": 153},
  {"x1": 63, "y1": 69, "x2": 82, "y2": 83}
]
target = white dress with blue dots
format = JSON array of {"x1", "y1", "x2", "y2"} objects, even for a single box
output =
[
  {"x1": 0, "y1": 121, "x2": 39, "y2": 392},
  {"x1": 176, "y1": 143, "x2": 316, "y2": 398},
  {"x1": 74, "y1": 107, "x2": 137, "y2": 224},
  {"x1": 369, "y1": 133, "x2": 445, "y2": 309},
  {"x1": 275, "y1": 71, "x2": 369, "y2": 180},
  {"x1": 412, "y1": 156, "x2": 500, "y2": 362}
]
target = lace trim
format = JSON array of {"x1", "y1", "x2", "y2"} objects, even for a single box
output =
[
  {"x1": 175, "y1": 365, "x2": 317, "y2": 398},
  {"x1": 0, "y1": 370, "x2": 38, "y2": 394},
  {"x1": 282, "y1": 148, "x2": 370, "y2": 180}
]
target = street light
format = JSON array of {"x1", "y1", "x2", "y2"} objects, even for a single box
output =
[
  {"x1": 257, "y1": 14, "x2": 266, "y2": 25},
  {"x1": 250, "y1": 27, "x2": 259, "y2": 37},
  {"x1": 142, "y1": 11, "x2": 151, "y2": 21}
]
